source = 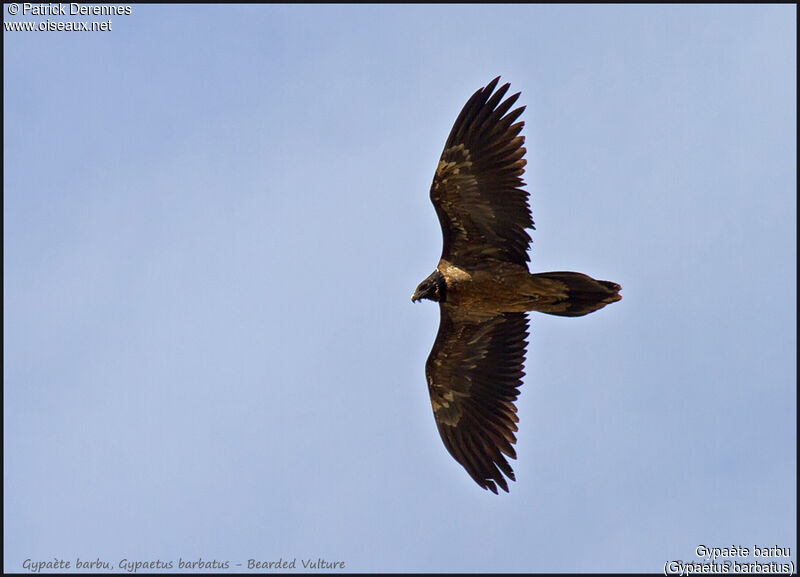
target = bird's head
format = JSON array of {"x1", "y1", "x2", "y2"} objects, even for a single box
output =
[{"x1": 412, "y1": 270, "x2": 447, "y2": 303}]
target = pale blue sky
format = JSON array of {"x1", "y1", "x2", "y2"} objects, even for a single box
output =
[{"x1": 4, "y1": 4, "x2": 796, "y2": 573}]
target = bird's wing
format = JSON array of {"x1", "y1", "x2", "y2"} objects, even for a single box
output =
[
  {"x1": 425, "y1": 304, "x2": 528, "y2": 493},
  {"x1": 430, "y1": 77, "x2": 532, "y2": 269}
]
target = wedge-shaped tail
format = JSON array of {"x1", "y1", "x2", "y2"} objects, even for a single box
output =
[{"x1": 527, "y1": 272, "x2": 621, "y2": 317}]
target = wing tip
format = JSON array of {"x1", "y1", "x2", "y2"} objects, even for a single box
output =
[
  {"x1": 485, "y1": 75, "x2": 502, "y2": 91},
  {"x1": 481, "y1": 474, "x2": 511, "y2": 494}
]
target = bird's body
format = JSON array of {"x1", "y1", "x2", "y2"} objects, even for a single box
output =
[
  {"x1": 413, "y1": 77, "x2": 621, "y2": 494},
  {"x1": 436, "y1": 259, "x2": 533, "y2": 312},
  {"x1": 428, "y1": 259, "x2": 619, "y2": 315}
]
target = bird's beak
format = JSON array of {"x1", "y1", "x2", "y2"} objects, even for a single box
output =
[{"x1": 411, "y1": 292, "x2": 420, "y2": 303}]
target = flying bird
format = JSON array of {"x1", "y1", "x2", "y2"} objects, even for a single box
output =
[{"x1": 412, "y1": 77, "x2": 621, "y2": 494}]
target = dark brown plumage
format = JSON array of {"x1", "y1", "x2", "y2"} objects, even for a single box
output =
[{"x1": 412, "y1": 77, "x2": 621, "y2": 494}]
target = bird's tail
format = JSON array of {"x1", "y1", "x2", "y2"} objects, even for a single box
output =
[{"x1": 527, "y1": 272, "x2": 621, "y2": 317}]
